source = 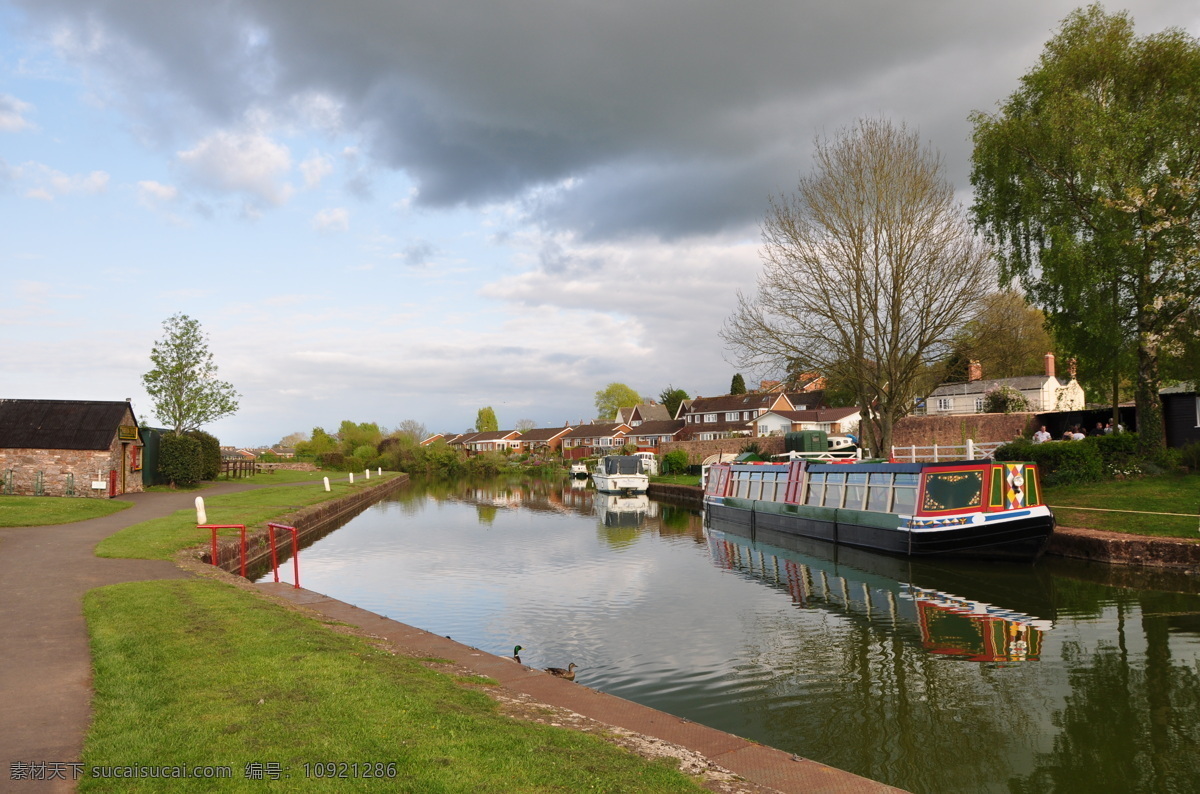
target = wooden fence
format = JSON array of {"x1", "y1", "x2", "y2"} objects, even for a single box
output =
[{"x1": 220, "y1": 460, "x2": 258, "y2": 479}]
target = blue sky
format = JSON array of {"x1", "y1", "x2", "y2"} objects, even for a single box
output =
[{"x1": 2, "y1": 1, "x2": 1196, "y2": 446}]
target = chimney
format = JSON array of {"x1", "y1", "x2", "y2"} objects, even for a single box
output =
[
  {"x1": 1044, "y1": 352, "x2": 1055, "y2": 378},
  {"x1": 1068, "y1": 358, "x2": 1077, "y2": 379},
  {"x1": 967, "y1": 360, "x2": 982, "y2": 382}
]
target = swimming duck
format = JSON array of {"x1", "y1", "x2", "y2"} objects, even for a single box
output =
[
  {"x1": 507, "y1": 645, "x2": 524, "y2": 663},
  {"x1": 544, "y1": 662, "x2": 577, "y2": 681}
]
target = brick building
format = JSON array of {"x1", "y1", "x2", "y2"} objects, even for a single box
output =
[{"x1": 0, "y1": 399, "x2": 144, "y2": 498}]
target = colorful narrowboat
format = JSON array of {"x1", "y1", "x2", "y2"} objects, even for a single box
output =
[{"x1": 703, "y1": 458, "x2": 1054, "y2": 560}]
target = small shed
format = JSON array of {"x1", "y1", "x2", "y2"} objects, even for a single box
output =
[
  {"x1": 1163, "y1": 384, "x2": 1200, "y2": 449},
  {"x1": 0, "y1": 399, "x2": 144, "y2": 498}
]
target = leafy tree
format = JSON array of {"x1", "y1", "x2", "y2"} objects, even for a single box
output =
[
  {"x1": 141, "y1": 313, "x2": 240, "y2": 436},
  {"x1": 662, "y1": 449, "x2": 689, "y2": 475},
  {"x1": 337, "y1": 421, "x2": 382, "y2": 456},
  {"x1": 970, "y1": 5, "x2": 1200, "y2": 448},
  {"x1": 658, "y1": 385, "x2": 689, "y2": 418},
  {"x1": 943, "y1": 291, "x2": 1056, "y2": 383},
  {"x1": 295, "y1": 426, "x2": 337, "y2": 458},
  {"x1": 475, "y1": 406, "x2": 499, "y2": 433},
  {"x1": 730, "y1": 373, "x2": 747, "y2": 395},
  {"x1": 723, "y1": 117, "x2": 996, "y2": 456},
  {"x1": 594, "y1": 383, "x2": 641, "y2": 422}
]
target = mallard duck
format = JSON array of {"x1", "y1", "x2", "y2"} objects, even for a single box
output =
[
  {"x1": 544, "y1": 662, "x2": 577, "y2": 681},
  {"x1": 507, "y1": 645, "x2": 524, "y2": 663}
]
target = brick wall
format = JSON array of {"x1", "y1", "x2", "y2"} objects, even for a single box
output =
[
  {"x1": 0, "y1": 443, "x2": 137, "y2": 498},
  {"x1": 660, "y1": 436, "x2": 786, "y2": 465},
  {"x1": 891, "y1": 413, "x2": 1038, "y2": 449}
]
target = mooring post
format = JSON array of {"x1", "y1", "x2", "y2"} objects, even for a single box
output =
[
  {"x1": 323, "y1": 476, "x2": 330, "y2": 492},
  {"x1": 195, "y1": 497, "x2": 206, "y2": 524}
]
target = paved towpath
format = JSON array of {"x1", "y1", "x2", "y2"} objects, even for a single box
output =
[{"x1": 0, "y1": 482, "x2": 271, "y2": 791}]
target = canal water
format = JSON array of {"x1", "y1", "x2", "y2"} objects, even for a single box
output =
[{"x1": 259, "y1": 478, "x2": 1200, "y2": 794}]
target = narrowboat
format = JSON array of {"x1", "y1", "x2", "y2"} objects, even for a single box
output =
[
  {"x1": 703, "y1": 458, "x2": 1053, "y2": 560},
  {"x1": 591, "y1": 455, "x2": 649, "y2": 495}
]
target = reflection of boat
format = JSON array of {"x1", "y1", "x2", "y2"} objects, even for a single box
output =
[
  {"x1": 592, "y1": 455, "x2": 649, "y2": 495},
  {"x1": 594, "y1": 493, "x2": 649, "y2": 527},
  {"x1": 704, "y1": 458, "x2": 1053, "y2": 560},
  {"x1": 709, "y1": 519, "x2": 1054, "y2": 662},
  {"x1": 569, "y1": 462, "x2": 590, "y2": 480}
]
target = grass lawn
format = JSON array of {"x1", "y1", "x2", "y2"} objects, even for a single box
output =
[
  {"x1": 0, "y1": 495, "x2": 132, "y2": 527},
  {"x1": 1045, "y1": 472, "x2": 1200, "y2": 539},
  {"x1": 81, "y1": 579, "x2": 706, "y2": 793},
  {"x1": 95, "y1": 474, "x2": 402, "y2": 560},
  {"x1": 649, "y1": 474, "x2": 702, "y2": 487}
]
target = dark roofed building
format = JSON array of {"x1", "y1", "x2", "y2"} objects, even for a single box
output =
[{"x1": 0, "y1": 399, "x2": 144, "y2": 498}]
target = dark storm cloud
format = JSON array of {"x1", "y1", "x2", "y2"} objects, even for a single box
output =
[{"x1": 18, "y1": 0, "x2": 1192, "y2": 238}]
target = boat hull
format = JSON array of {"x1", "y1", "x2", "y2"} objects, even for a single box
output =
[
  {"x1": 592, "y1": 474, "x2": 649, "y2": 494},
  {"x1": 706, "y1": 499, "x2": 1053, "y2": 561}
]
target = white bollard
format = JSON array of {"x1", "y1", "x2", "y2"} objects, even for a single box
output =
[
  {"x1": 966, "y1": 439, "x2": 975, "y2": 460},
  {"x1": 195, "y1": 496, "x2": 207, "y2": 525},
  {"x1": 365, "y1": 469, "x2": 371, "y2": 479},
  {"x1": 323, "y1": 476, "x2": 330, "y2": 492},
  {"x1": 349, "y1": 472, "x2": 354, "y2": 484},
  {"x1": 377, "y1": 467, "x2": 382, "y2": 476}
]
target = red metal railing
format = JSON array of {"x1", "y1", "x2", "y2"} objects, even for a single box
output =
[
  {"x1": 266, "y1": 522, "x2": 300, "y2": 589},
  {"x1": 199, "y1": 523, "x2": 300, "y2": 588}
]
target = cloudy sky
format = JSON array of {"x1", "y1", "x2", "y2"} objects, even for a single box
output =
[{"x1": 2, "y1": 1, "x2": 1196, "y2": 445}]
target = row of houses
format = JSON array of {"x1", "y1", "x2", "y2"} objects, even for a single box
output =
[{"x1": 422, "y1": 386, "x2": 862, "y2": 460}]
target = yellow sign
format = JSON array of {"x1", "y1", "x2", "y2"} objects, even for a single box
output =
[{"x1": 118, "y1": 425, "x2": 139, "y2": 441}]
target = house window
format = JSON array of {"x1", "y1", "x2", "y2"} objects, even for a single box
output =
[
  {"x1": 704, "y1": 414, "x2": 717, "y2": 423},
  {"x1": 975, "y1": 397, "x2": 984, "y2": 413},
  {"x1": 936, "y1": 398, "x2": 952, "y2": 411},
  {"x1": 725, "y1": 412, "x2": 738, "y2": 421}
]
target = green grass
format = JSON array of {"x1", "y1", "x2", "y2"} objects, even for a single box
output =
[
  {"x1": 81, "y1": 579, "x2": 706, "y2": 793},
  {"x1": 95, "y1": 475, "x2": 401, "y2": 560},
  {"x1": 649, "y1": 474, "x2": 701, "y2": 487},
  {"x1": 0, "y1": 495, "x2": 133, "y2": 527},
  {"x1": 1045, "y1": 472, "x2": 1200, "y2": 538}
]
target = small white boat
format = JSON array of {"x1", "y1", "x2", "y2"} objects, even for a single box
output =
[
  {"x1": 569, "y1": 462, "x2": 590, "y2": 480},
  {"x1": 591, "y1": 455, "x2": 649, "y2": 495}
]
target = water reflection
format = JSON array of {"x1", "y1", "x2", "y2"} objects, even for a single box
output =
[{"x1": 259, "y1": 479, "x2": 1200, "y2": 794}]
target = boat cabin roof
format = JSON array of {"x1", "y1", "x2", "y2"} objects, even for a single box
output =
[{"x1": 726, "y1": 459, "x2": 1000, "y2": 475}]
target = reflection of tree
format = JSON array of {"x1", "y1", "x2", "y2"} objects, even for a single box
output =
[
  {"x1": 475, "y1": 504, "x2": 497, "y2": 525},
  {"x1": 1011, "y1": 594, "x2": 1200, "y2": 793}
]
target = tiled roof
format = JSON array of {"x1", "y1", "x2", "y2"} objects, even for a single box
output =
[
  {"x1": 928, "y1": 376, "x2": 1059, "y2": 398},
  {"x1": 516, "y1": 426, "x2": 573, "y2": 441},
  {"x1": 0, "y1": 399, "x2": 136, "y2": 451},
  {"x1": 563, "y1": 423, "x2": 629, "y2": 438},
  {"x1": 624, "y1": 420, "x2": 686, "y2": 437},
  {"x1": 682, "y1": 393, "x2": 790, "y2": 414}
]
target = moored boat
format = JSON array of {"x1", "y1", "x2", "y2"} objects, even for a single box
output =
[
  {"x1": 703, "y1": 458, "x2": 1053, "y2": 560},
  {"x1": 569, "y1": 462, "x2": 590, "y2": 480},
  {"x1": 591, "y1": 455, "x2": 649, "y2": 495}
]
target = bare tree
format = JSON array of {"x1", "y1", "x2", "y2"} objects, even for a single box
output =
[
  {"x1": 722, "y1": 118, "x2": 996, "y2": 455},
  {"x1": 514, "y1": 418, "x2": 537, "y2": 432},
  {"x1": 394, "y1": 419, "x2": 428, "y2": 442}
]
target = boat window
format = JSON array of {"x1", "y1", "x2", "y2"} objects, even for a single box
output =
[
  {"x1": 747, "y1": 470, "x2": 763, "y2": 500},
  {"x1": 922, "y1": 470, "x2": 984, "y2": 512},
  {"x1": 892, "y1": 484, "x2": 916, "y2": 514},
  {"x1": 805, "y1": 472, "x2": 825, "y2": 506},
  {"x1": 760, "y1": 471, "x2": 778, "y2": 502},
  {"x1": 822, "y1": 471, "x2": 845, "y2": 508},
  {"x1": 844, "y1": 471, "x2": 868, "y2": 510},
  {"x1": 867, "y1": 472, "x2": 892, "y2": 512}
]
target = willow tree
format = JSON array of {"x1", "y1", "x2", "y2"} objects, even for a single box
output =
[
  {"x1": 723, "y1": 118, "x2": 995, "y2": 456},
  {"x1": 971, "y1": 5, "x2": 1200, "y2": 448}
]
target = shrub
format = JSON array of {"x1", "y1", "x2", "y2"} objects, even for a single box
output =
[
  {"x1": 186, "y1": 430, "x2": 222, "y2": 480},
  {"x1": 662, "y1": 450, "x2": 689, "y2": 475},
  {"x1": 159, "y1": 433, "x2": 203, "y2": 487},
  {"x1": 994, "y1": 438, "x2": 1103, "y2": 486},
  {"x1": 318, "y1": 451, "x2": 346, "y2": 469},
  {"x1": 983, "y1": 384, "x2": 1031, "y2": 413},
  {"x1": 1181, "y1": 441, "x2": 1200, "y2": 472},
  {"x1": 1083, "y1": 432, "x2": 1143, "y2": 477}
]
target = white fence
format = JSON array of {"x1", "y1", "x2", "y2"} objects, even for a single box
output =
[{"x1": 890, "y1": 440, "x2": 1002, "y2": 462}]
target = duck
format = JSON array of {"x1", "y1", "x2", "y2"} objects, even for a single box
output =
[
  {"x1": 544, "y1": 662, "x2": 578, "y2": 681},
  {"x1": 506, "y1": 645, "x2": 524, "y2": 663}
]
